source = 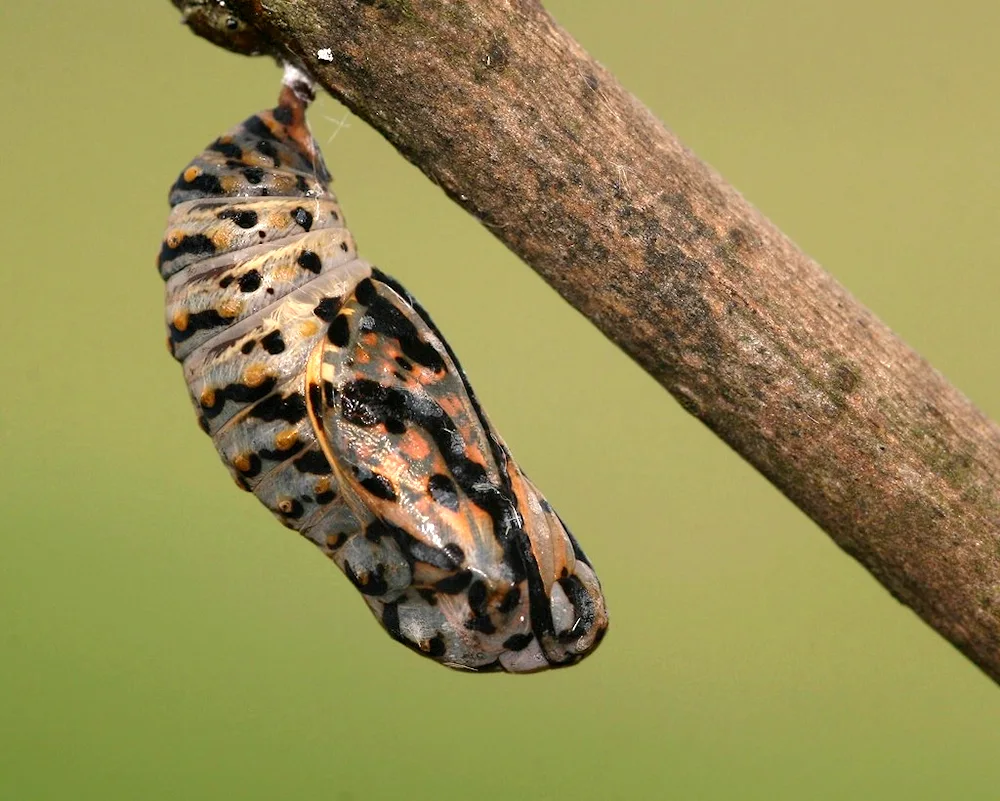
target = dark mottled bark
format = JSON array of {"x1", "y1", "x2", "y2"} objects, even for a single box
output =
[{"x1": 169, "y1": 0, "x2": 1000, "y2": 685}]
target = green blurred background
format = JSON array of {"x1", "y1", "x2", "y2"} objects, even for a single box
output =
[{"x1": 2, "y1": 2, "x2": 999, "y2": 799}]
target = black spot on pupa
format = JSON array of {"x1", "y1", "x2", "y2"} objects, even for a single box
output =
[
  {"x1": 260, "y1": 330, "x2": 286, "y2": 354},
  {"x1": 354, "y1": 278, "x2": 376, "y2": 305},
  {"x1": 297, "y1": 250, "x2": 322, "y2": 274},
  {"x1": 313, "y1": 297, "x2": 341, "y2": 322},
  {"x1": 244, "y1": 115, "x2": 279, "y2": 142},
  {"x1": 200, "y1": 376, "x2": 277, "y2": 418},
  {"x1": 328, "y1": 314, "x2": 351, "y2": 347},
  {"x1": 368, "y1": 267, "x2": 408, "y2": 298},
  {"x1": 294, "y1": 450, "x2": 331, "y2": 475},
  {"x1": 426, "y1": 635, "x2": 446, "y2": 658},
  {"x1": 170, "y1": 308, "x2": 233, "y2": 343},
  {"x1": 277, "y1": 498, "x2": 305, "y2": 519},
  {"x1": 466, "y1": 615, "x2": 496, "y2": 635},
  {"x1": 359, "y1": 473, "x2": 397, "y2": 502},
  {"x1": 315, "y1": 490, "x2": 336, "y2": 504},
  {"x1": 272, "y1": 105, "x2": 293, "y2": 126},
  {"x1": 502, "y1": 632, "x2": 533, "y2": 651},
  {"x1": 172, "y1": 170, "x2": 223, "y2": 198},
  {"x1": 465, "y1": 582, "x2": 495, "y2": 634},
  {"x1": 235, "y1": 453, "x2": 262, "y2": 478},
  {"x1": 364, "y1": 520, "x2": 388, "y2": 542},
  {"x1": 434, "y1": 570, "x2": 472, "y2": 594},
  {"x1": 217, "y1": 208, "x2": 258, "y2": 229},
  {"x1": 384, "y1": 418, "x2": 406, "y2": 435},
  {"x1": 158, "y1": 233, "x2": 216, "y2": 270},
  {"x1": 339, "y1": 241, "x2": 349, "y2": 252},
  {"x1": 249, "y1": 392, "x2": 307, "y2": 425},
  {"x1": 428, "y1": 474, "x2": 459, "y2": 512},
  {"x1": 307, "y1": 382, "x2": 322, "y2": 411},
  {"x1": 240, "y1": 340, "x2": 255, "y2": 354},
  {"x1": 242, "y1": 166, "x2": 265, "y2": 184},
  {"x1": 468, "y1": 580, "x2": 488, "y2": 617},
  {"x1": 208, "y1": 139, "x2": 243, "y2": 159},
  {"x1": 237, "y1": 269, "x2": 262, "y2": 292},
  {"x1": 292, "y1": 207, "x2": 313, "y2": 231},
  {"x1": 256, "y1": 139, "x2": 280, "y2": 166},
  {"x1": 382, "y1": 601, "x2": 402, "y2": 638},
  {"x1": 346, "y1": 562, "x2": 389, "y2": 596},
  {"x1": 258, "y1": 439, "x2": 305, "y2": 462}
]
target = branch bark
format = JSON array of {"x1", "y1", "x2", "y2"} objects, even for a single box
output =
[{"x1": 171, "y1": 0, "x2": 1000, "y2": 684}]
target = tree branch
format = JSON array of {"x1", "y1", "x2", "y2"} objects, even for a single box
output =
[{"x1": 171, "y1": 0, "x2": 1000, "y2": 685}]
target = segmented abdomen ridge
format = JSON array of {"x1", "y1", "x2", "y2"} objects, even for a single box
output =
[{"x1": 159, "y1": 97, "x2": 366, "y2": 552}]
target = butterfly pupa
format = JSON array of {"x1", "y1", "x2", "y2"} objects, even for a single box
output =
[{"x1": 157, "y1": 73, "x2": 608, "y2": 672}]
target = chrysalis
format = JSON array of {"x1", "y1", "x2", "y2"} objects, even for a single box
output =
[{"x1": 157, "y1": 70, "x2": 608, "y2": 672}]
